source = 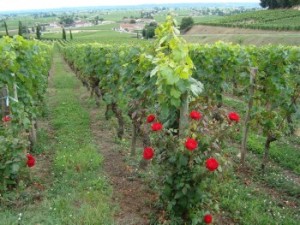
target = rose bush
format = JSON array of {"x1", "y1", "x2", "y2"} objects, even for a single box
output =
[
  {"x1": 26, "y1": 154, "x2": 36, "y2": 168},
  {"x1": 143, "y1": 147, "x2": 154, "y2": 160},
  {"x1": 190, "y1": 110, "x2": 202, "y2": 120},
  {"x1": 204, "y1": 214, "x2": 213, "y2": 224},
  {"x1": 146, "y1": 108, "x2": 240, "y2": 224},
  {"x1": 185, "y1": 138, "x2": 198, "y2": 151},
  {"x1": 147, "y1": 114, "x2": 156, "y2": 123},
  {"x1": 228, "y1": 112, "x2": 240, "y2": 122},
  {"x1": 151, "y1": 122, "x2": 163, "y2": 131},
  {"x1": 206, "y1": 158, "x2": 219, "y2": 172},
  {"x1": 2, "y1": 115, "x2": 11, "y2": 122}
]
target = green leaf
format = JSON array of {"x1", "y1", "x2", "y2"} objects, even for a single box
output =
[
  {"x1": 170, "y1": 88, "x2": 181, "y2": 99},
  {"x1": 11, "y1": 163, "x2": 20, "y2": 174},
  {"x1": 190, "y1": 78, "x2": 204, "y2": 97},
  {"x1": 178, "y1": 154, "x2": 188, "y2": 167}
]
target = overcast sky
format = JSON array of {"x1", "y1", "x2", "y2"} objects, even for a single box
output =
[{"x1": 0, "y1": 0, "x2": 260, "y2": 12}]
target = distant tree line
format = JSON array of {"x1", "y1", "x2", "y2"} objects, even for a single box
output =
[
  {"x1": 260, "y1": 0, "x2": 300, "y2": 9},
  {"x1": 59, "y1": 16, "x2": 75, "y2": 26}
]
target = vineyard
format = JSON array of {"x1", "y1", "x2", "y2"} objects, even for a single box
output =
[
  {"x1": 1, "y1": 16, "x2": 300, "y2": 224},
  {"x1": 0, "y1": 36, "x2": 52, "y2": 191},
  {"x1": 59, "y1": 17, "x2": 300, "y2": 224},
  {"x1": 198, "y1": 9, "x2": 300, "y2": 31}
]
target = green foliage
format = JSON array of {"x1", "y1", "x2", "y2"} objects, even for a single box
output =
[
  {"x1": 36, "y1": 24, "x2": 41, "y2": 39},
  {"x1": 3, "y1": 21, "x2": 9, "y2": 36},
  {"x1": 18, "y1": 21, "x2": 22, "y2": 36},
  {"x1": 199, "y1": 9, "x2": 300, "y2": 31},
  {"x1": 0, "y1": 52, "x2": 113, "y2": 224},
  {"x1": 190, "y1": 42, "x2": 244, "y2": 107},
  {"x1": 0, "y1": 36, "x2": 52, "y2": 191},
  {"x1": 142, "y1": 22, "x2": 157, "y2": 39},
  {"x1": 59, "y1": 15, "x2": 74, "y2": 26},
  {"x1": 151, "y1": 15, "x2": 195, "y2": 118},
  {"x1": 260, "y1": 0, "x2": 300, "y2": 9},
  {"x1": 62, "y1": 28, "x2": 67, "y2": 40},
  {"x1": 149, "y1": 107, "x2": 239, "y2": 224},
  {"x1": 180, "y1": 17, "x2": 194, "y2": 31},
  {"x1": 60, "y1": 18, "x2": 300, "y2": 223}
]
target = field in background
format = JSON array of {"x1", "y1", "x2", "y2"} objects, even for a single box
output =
[
  {"x1": 1, "y1": 6, "x2": 300, "y2": 225},
  {"x1": 184, "y1": 25, "x2": 300, "y2": 45},
  {"x1": 198, "y1": 9, "x2": 300, "y2": 31},
  {"x1": 2, "y1": 8, "x2": 300, "y2": 45}
]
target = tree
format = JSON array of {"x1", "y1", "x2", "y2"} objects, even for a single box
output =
[
  {"x1": 36, "y1": 24, "x2": 41, "y2": 39},
  {"x1": 94, "y1": 16, "x2": 99, "y2": 25},
  {"x1": 180, "y1": 17, "x2": 194, "y2": 32},
  {"x1": 62, "y1": 28, "x2": 66, "y2": 40},
  {"x1": 142, "y1": 22, "x2": 157, "y2": 39},
  {"x1": 260, "y1": 0, "x2": 300, "y2": 8},
  {"x1": 129, "y1": 19, "x2": 136, "y2": 24},
  {"x1": 59, "y1": 16, "x2": 74, "y2": 26},
  {"x1": 69, "y1": 29, "x2": 73, "y2": 40},
  {"x1": 4, "y1": 21, "x2": 9, "y2": 36},
  {"x1": 18, "y1": 21, "x2": 23, "y2": 36},
  {"x1": 18, "y1": 21, "x2": 28, "y2": 36}
]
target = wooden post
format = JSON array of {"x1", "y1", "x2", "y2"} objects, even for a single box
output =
[
  {"x1": 131, "y1": 122, "x2": 137, "y2": 156},
  {"x1": 179, "y1": 92, "x2": 189, "y2": 138},
  {"x1": 1, "y1": 86, "x2": 10, "y2": 117},
  {"x1": 240, "y1": 67, "x2": 257, "y2": 166},
  {"x1": 29, "y1": 120, "x2": 37, "y2": 148},
  {"x1": 13, "y1": 83, "x2": 18, "y2": 102}
]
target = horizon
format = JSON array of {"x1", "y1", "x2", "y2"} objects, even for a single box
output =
[{"x1": 0, "y1": 0, "x2": 260, "y2": 13}]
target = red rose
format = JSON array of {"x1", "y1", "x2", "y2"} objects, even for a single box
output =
[
  {"x1": 151, "y1": 122, "x2": 163, "y2": 131},
  {"x1": 228, "y1": 112, "x2": 240, "y2": 122},
  {"x1": 147, "y1": 114, "x2": 156, "y2": 123},
  {"x1": 2, "y1": 115, "x2": 11, "y2": 122},
  {"x1": 27, "y1": 154, "x2": 36, "y2": 168},
  {"x1": 204, "y1": 214, "x2": 213, "y2": 224},
  {"x1": 190, "y1": 110, "x2": 202, "y2": 120},
  {"x1": 185, "y1": 138, "x2": 198, "y2": 151},
  {"x1": 143, "y1": 147, "x2": 154, "y2": 160},
  {"x1": 206, "y1": 158, "x2": 219, "y2": 171}
]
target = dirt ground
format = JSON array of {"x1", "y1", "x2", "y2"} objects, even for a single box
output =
[
  {"x1": 183, "y1": 25, "x2": 300, "y2": 45},
  {"x1": 88, "y1": 103, "x2": 154, "y2": 225},
  {"x1": 186, "y1": 25, "x2": 300, "y2": 35}
]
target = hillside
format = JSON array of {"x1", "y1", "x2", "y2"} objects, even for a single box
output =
[
  {"x1": 198, "y1": 9, "x2": 300, "y2": 31},
  {"x1": 183, "y1": 25, "x2": 300, "y2": 45}
]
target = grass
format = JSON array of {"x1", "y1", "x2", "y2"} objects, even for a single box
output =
[
  {"x1": 225, "y1": 145, "x2": 300, "y2": 200},
  {"x1": 42, "y1": 29, "x2": 144, "y2": 44},
  {"x1": 212, "y1": 175, "x2": 300, "y2": 225},
  {"x1": 223, "y1": 96, "x2": 300, "y2": 174},
  {"x1": 0, "y1": 50, "x2": 113, "y2": 224}
]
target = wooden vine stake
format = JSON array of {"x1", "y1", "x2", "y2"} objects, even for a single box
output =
[
  {"x1": 1, "y1": 85, "x2": 10, "y2": 117},
  {"x1": 179, "y1": 92, "x2": 189, "y2": 139},
  {"x1": 240, "y1": 67, "x2": 257, "y2": 167}
]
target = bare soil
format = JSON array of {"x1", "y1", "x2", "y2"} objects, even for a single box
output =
[
  {"x1": 183, "y1": 25, "x2": 300, "y2": 45},
  {"x1": 186, "y1": 25, "x2": 300, "y2": 35},
  {"x1": 88, "y1": 106, "x2": 154, "y2": 225}
]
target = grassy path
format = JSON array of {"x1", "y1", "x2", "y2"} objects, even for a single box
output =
[{"x1": 0, "y1": 51, "x2": 113, "y2": 224}]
